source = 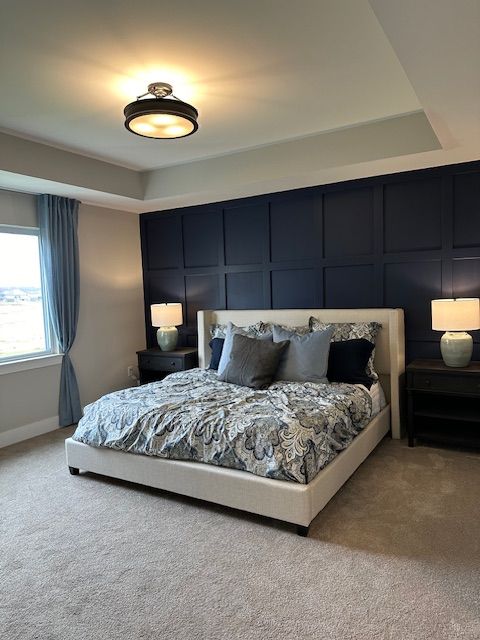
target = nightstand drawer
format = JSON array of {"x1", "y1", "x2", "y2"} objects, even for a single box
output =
[
  {"x1": 137, "y1": 347, "x2": 198, "y2": 385},
  {"x1": 413, "y1": 372, "x2": 480, "y2": 394},
  {"x1": 138, "y1": 354, "x2": 183, "y2": 372}
]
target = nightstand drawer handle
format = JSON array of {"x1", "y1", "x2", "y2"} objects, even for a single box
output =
[
  {"x1": 171, "y1": 361, "x2": 177, "y2": 366},
  {"x1": 424, "y1": 379, "x2": 431, "y2": 386}
]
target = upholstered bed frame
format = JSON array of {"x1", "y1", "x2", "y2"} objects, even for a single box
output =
[{"x1": 65, "y1": 308, "x2": 405, "y2": 535}]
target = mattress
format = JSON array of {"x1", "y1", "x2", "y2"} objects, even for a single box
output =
[{"x1": 72, "y1": 369, "x2": 375, "y2": 484}]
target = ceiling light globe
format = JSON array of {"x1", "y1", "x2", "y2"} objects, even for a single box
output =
[{"x1": 124, "y1": 95, "x2": 198, "y2": 140}]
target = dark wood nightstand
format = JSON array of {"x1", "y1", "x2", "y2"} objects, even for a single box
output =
[
  {"x1": 137, "y1": 347, "x2": 198, "y2": 384},
  {"x1": 406, "y1": 359, "x2": 480, "y2": 449}
]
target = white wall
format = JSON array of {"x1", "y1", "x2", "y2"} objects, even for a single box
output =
[
  {"x1": 142, "y1": 111, "x2": 441, "y2": 210},
  {"x1": 70, "y1": 204, "x2": 145, "y2": 407},
  {"x1": 0, "y1": 191, "x2": 145, "y2": 440},
  {"x1": 0, "y1": 132, "x2": 143, "y2": 199},
  {"x1": 0, "y1": 189, "x2": 37, "y2": 226}
]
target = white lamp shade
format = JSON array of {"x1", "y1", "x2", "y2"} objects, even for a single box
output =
[
  {"x1": 151, "y1": 303, "x2": 183, "y2": 327},
  {"x1": 431, "y1": 298, "x2": 480, "y2": 331}
]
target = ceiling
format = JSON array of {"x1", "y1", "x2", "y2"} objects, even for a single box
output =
[
  {"x1": 0, "y1": 0, "x2": 420, "y2": 170},
  {"x1": 0, "y1": 0, "x2": 478, "y2": 212}
]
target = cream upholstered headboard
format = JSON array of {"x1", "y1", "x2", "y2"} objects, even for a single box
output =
[{"x1": 197, "y1": 308, "x2": 405, "y2": 439}]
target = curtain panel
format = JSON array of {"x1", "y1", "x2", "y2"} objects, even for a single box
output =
[{"x1": 38, "y1": 195, "x2": 82, "y2": 426}]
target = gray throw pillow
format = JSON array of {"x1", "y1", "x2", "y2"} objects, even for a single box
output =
[
  {"x1": 272, "y1": 324, "x2": 334, "y2": 383},
  {"x1": 217, "y1": 321, "x2": 273, "y2": 375},
  {"x1": 219, "y1": 334, "x2": 289, "y2": 389}
]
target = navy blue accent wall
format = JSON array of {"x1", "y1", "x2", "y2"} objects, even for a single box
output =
[{"x1": 140, "y1": 160, "x2": 480, "y2": 361}]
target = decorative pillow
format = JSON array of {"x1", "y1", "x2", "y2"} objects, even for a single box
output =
[
  {"x1": 210, "y1": 321, "x2": 270, "y2": 340},
  {"x1": 210, "y1": 324, "x2": 226, "y2": 339},
  {"x1": 262, "y1": 322, "x2": 310, "y2": 336},
  {"x1": 217, "y1": 322, "x2": 273, "y2": 375},
  {"x1": 219, "y1": 334, "x2": 289, "y2": 389},
  {"x1": 208, "y1": 338, "x2": 225, "y2": 370},
  {"x1": 309, "y1": 318, "x2": 381, "y2": 380},
  {"x1": 327, "y1": 339, "x2": 375, "y2": 388},
  {"x1": 272, "y1": 325, "x2": 334, "y2": 383}
]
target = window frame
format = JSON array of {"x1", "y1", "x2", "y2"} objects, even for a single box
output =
[{"x1": 0, "y1": 224, "x2": 58, "y2": 365}]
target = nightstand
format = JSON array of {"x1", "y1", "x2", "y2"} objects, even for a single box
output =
[
  {"x1": 137, "y1": 347, "x2": 198, "y2": 384},
  {"x1": 406, "y1": 359, "x2": 480, "y2": 449}
]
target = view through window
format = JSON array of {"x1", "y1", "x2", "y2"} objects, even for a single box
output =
[{"x1": 0, "y1": 226, "x2": 51, "y2": 361}]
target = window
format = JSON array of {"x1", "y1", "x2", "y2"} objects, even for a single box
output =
[{"x1": 0, "y1": 225, "x2": 55, "y2": 363}]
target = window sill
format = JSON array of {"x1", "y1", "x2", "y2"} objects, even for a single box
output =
[{"x1": 0, "y1": 353, "x2": 63, "y2": 375}]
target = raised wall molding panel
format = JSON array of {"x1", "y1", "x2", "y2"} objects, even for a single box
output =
[{"x1": 140, "y1": 160, "x2": 480, "y2": 360}]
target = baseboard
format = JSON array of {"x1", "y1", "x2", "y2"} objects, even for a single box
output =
[{"x1": 0, "y1": 416, "x2": 59, "y2": 449}]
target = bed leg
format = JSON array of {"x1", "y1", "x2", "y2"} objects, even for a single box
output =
[
  {"x1": 68, "y1": 466, "x2": 80, "y2": 475},
  {"x1": 296, "y1": 524, "x2": 310, "y2": 537}
]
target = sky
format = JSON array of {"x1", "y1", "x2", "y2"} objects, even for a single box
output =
[{"x1": 0, "y1": 232, "x2": 42, "y2": 288}]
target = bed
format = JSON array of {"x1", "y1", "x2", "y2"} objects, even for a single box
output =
[{"x1": 65, "y1": 308, "x2": 405, "y2": 535}]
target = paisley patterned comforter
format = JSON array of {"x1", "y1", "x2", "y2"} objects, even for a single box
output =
[{"x1": 72, "y1": 369, "x2": 373, "y2": 484}]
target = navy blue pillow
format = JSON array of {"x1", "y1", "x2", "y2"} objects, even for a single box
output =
[
  {"x1": 209, "y1": 338, "x2": 225, "y2": 370},
  {"x1": 327, "y1": 339, "x2": 374, "y2": 388}
]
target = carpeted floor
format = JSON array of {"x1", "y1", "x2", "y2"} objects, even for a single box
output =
[{"x1": 1, "y1": 430, "x2": 479, "y2": 640}]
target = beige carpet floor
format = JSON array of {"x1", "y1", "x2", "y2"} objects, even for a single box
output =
[{"x1": 1, "y1": 429, "x2": 479, "y2": 640}]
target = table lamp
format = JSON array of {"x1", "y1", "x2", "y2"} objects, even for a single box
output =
[
  {"x1": 431, "y1": 298, "x2": 480, "y2": 367},
  {"x1": 151, "y1": 303, "x2": 183, "y2": 351}
]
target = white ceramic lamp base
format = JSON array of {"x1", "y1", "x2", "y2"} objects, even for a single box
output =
[
  {"x1": 440, "y1": 331, "x2": 473, "y2": 367},
  {"x1": 156, "y1": 326, "x2": 178, "y2": 351}
]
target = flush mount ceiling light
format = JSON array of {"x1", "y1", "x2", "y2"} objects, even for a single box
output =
[{"x1": 124, "y1": 82, "x2": 198, "y2": 139}]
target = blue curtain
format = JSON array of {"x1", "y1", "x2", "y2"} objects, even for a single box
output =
[{"x1": 37, "y1": 195, "x2": 82, "y2": 426}]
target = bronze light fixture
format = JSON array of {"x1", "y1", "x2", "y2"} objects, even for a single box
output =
[{"x1": 124, "y1": 82, "x2": 198, "y2": 139}]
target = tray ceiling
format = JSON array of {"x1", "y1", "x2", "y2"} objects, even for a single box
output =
[
  {"x1": 1, "y1": 0, "x2": 478, "y2": 213},
  {"x1": 0, "y1": 0, "x2": 420, "y2": 170}
]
